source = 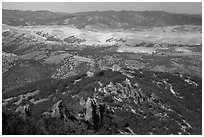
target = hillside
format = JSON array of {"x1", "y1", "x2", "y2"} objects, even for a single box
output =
[
  {"x1": 2, "y1": 9, "x2": 202, "y2": 29},
  {"x1": 2, "y1": 25, "x2": 202, "y2": 91},
  {"x1": 2, "y1": 8, "x2": 202, "y2": 135},
  {"x1": 2, "y1": 69, "x2": 202, "y2": 134}
]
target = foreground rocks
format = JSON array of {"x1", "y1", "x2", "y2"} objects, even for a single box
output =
[
  {"x1": 2, "y1": 69, "x2": 202, "y2": 134},
  {"x1": 79, "y1": 97, "x2": 106, "y2": 130}
]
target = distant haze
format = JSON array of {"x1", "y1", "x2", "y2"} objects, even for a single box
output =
[{"x1": 2, "y1": 2, "x2": 202, "y2": 14}]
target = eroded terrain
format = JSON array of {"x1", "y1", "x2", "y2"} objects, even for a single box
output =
[{"x1": 2, "y1": 10, "x2": 202, "y2": 135}]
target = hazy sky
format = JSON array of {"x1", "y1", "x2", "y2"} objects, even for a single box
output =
[{"x1": 2, "y1": 2, "x2": 202, "y2": 14}]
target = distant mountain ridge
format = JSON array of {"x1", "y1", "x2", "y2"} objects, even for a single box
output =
[{"x1": 2, "y1": 9, "x2": 202, "y2": 29}]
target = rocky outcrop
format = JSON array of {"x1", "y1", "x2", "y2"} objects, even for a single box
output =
[
  {"x1": 84, "y1": 97, "x2": 94, "y2": 122},
  {"x1": 98, "y1": 78, "x2": 146, "y2": 104},
  {"x1": 43, "y1": 100, "x2": 71, "y2": 121},
  {"x1": 51, "y1": 101, "x2": 63, "y2": 118},
  {"x1": 2, "y1": 68, "x2": 202, "y2": 134},
  {"x1": 79, "y1": 97, "x2": 106, "y2": 130},
  {"x1": 15, "y1": 104, "x2": 31, "y2": 117}
]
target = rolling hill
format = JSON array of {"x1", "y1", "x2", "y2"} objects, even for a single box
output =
[
  {"x1": 2, "y1": 8, "x2": 202, "y2": 135},
  {"x1": 2, "y1": 9, "x2": 202, "y2": 29}
]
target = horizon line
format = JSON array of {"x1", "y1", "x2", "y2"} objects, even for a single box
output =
[{"x1": 2, "y1": 8, "x2": 202, "y2": 15}]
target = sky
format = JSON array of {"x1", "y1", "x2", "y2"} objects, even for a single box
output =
[{"x1": 2, "y1": 2, "x2": 202, "y2": 14}]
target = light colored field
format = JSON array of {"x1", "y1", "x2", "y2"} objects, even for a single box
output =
[
  {"x1": 45, "y1": 53, "x2": 71, "y2": 64},
  {"x1": 3, "y1": 24, "x2": 202, "y2": 46},
  {"x1": 118, "y1": 46, "x2": 157, "y2": 54}
]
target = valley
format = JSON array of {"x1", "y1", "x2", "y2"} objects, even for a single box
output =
[{"x1": 2, "y1": 9, "x2": 202, "y2": 135}]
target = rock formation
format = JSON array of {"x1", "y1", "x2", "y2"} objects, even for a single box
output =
[
  {"x1": 79, "y1": 97, "x2": 107, "y2": 130},
  {"x1": 15, "y1": 104, "x2": 31, "y2": 117},
  {"x1": 43, "y1": 100, "x2": 71, "y2": 121}
]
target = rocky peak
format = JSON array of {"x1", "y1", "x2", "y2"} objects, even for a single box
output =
[
  {"x1": 43, "y1": 100, "x2": 71, "y2": 121},
  {"x1": 79, "y1": 97, "x2": 107, "y2": 130}
]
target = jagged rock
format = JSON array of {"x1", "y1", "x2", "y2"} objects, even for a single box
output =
[
  {"x1": 51, "y1": 101, "x2": 62, "y2": 118},
  {"x1": 84, "y1": 97, "x2": 94, "y2": 122},
  {"x1": 15, "y1": 104, "x2": 31, "y2": 117},
  {"x1": 79, "y1": 97, "x2": 106, "y2": 130},
  {"x1": 45, "y1": 100, "x2": 71, "y2": 121}
]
